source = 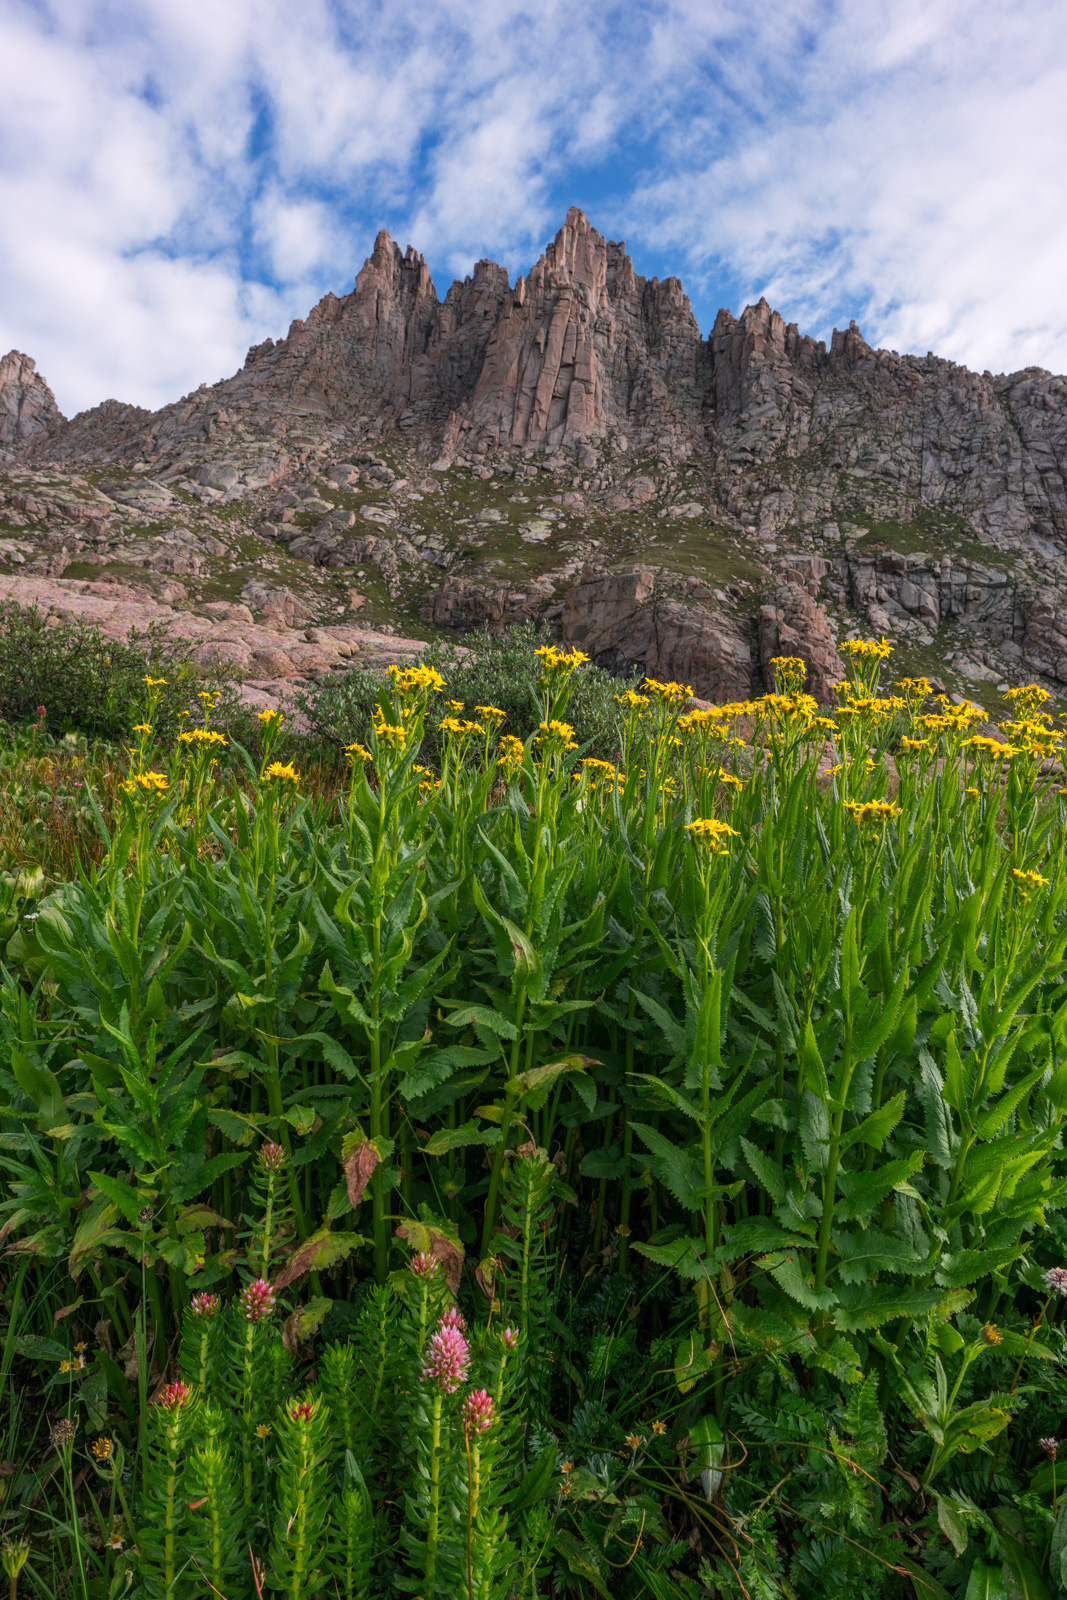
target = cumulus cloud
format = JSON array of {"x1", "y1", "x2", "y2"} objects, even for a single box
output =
[{"x1": 1, "y1": 0, "x2": 1066, "y2": 414}]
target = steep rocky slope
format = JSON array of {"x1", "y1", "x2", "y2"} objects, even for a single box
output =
[{"x1": 5, "y1": 207, "x2": 1067, "y2": 707}]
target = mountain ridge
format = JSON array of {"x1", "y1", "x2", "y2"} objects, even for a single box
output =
[{"x1": 3, "y1": 207, "x2": 1067, "y2": 714}]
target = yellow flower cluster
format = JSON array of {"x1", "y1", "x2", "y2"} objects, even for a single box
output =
[
  {"x1": 474, "y1": 705, "x2": 505, "y2": 724},
  {"x1": 345, "y1": 742, "x2": 372, "y2": 763},
  {"x1": 615, "y1": 690, "x2": 650, "y2": 709},
  {"x1": 178, "y1": 728, "x2": 228, "y2": 747},
  {"x1": 686, "y1": 817, "x2": 740, "y2": 852},
  {"x1": 534, "y1": 646, "x2": 589, "y2": 674},
  {"x1": 263, "y1": 761, "x2": 299, "y2": 785},
  {"x1": 965, "y1": 736, "x2": 1016, "y2": 762},
  {"x1": 644, "y1": 677, "x2": 694, "y2": 703},
  {"x1": 1012, "y1": 867, "x2": 1049, "y2": 897},
  {"x1": 439, "y1": 716, "x2": 486, "y2": 738},
  {"x1": 536, "y1": 720, "x2": 579, "y2": 752},
  {"x1": 1002, "y1": 683, "x2": 1050, "y2": 719},
  {"x1": 769, "y1": 656, "x2": 808, "y2": 695},
  {"x1": 258, "y1": 708, "x2": 285, "y2": 730},
  {"x1": 839, "y1": 637, "x2": 893, "y2": 661},
  {"x1": 388, "y1": 663, "x2": 446, "y2": 696},
  {"x1": 497, "y1": 735, "x2": 525, "y2": 768},
  {"x1": 121, "y1": 771, "x2": 169, "y2": 797},
  {"x1": 373, "y1": 719, "x2": 409, "y2": 751},
  {"x1": 844, "y1": 800, "x2": 900, "y2": 827}
]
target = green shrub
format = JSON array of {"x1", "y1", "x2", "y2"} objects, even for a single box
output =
[
  {"x1": 297, "y1": 621, "x2": 637, "y2": 761},
  {"x1": 0, "y1": 603, "x2": 251, "y2": 744}
]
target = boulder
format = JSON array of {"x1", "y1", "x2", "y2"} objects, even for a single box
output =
[{"x1": 758, "y1": 583, "x2": 844, "y2": 702}]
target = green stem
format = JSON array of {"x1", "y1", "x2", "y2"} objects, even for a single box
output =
[{"x1": 425, "y1": 1391, "x2": 444, "y2": 1587}]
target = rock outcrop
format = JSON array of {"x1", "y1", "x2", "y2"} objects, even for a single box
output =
[
  {"x1": 0, "y1": 353, "x2": 64, "y2": 450},
  {"x1": 561, "y1": 567, "x2": 752, "y2": 701},
  {"x1": 758, "y1": 582, "x2": 844, "y2": 702}
]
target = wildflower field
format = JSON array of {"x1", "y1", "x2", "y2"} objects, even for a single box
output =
[{"x1": 2, "y1": 634, "x2": 1067, "y2": 1599}]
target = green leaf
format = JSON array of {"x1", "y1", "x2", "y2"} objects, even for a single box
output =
[
  {"x1": 579, "y1": 1147, "x2": 629, "y2": 1181},
  {"x1": 14, "y1": 1335, "x2": 69, "y2": 1362},
  {"x1": 799, "y1": 1090, "x2": 830, "y2": 1173},
  {"x1": 672, "y1": 1334, "x2": 717, "y2": 1394},
  {"x1": 834, "y1": 1283, "x2": 941, "y2": 1331},
  {"x1": 963, "y1": 1560, "x2": 1007, "y2": 1600},
  {"x1": 510, "y1": 1444, "x2": 559, "y2": 1514},
  {"x1": 832, "y1": 1229, "x2": 925, "y2": 1284},
  {"x1": 440, "y1": 1002, "x2": 517, "y2": 1040},
  {"x1": 936, "y1": 1493, "x2": 971, "y2": 1557},
  {"x1": 274, "y1": 1229, "x2": 364, "y2": 1291},
  {"x1": 740, "y1": 1137, "x2": 785, "y2": 1204},
  {"x1": 86, "y1": 1170, "x2": 147, "y2": 1228},
  {"x1": 632, "y1": 1237, "x2": 708, "y2": 1280},
  {"x1": 763, "y1": 1250, "x2": 836, "y2": 1311},
  {"x1": 507, "y1": 1055, "x2": 589, "y2": 1112},
  {"x1": 839, "y1": 1090, "x2": 905, "y2": 1153},
  {"x1": 421, "y1": 1122, "x2": 501, "y2": 1156}
]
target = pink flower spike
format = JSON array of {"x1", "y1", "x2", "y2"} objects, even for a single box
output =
[
  {"x1": 156, "y1": 1380, "x2": 191, "y2": 1410},
  {"x1": 439, "y1": 1306, "x2": 467, "y2": 1334},
  {"x1": 239, "y1": 1278, "x2": 276, "y2": 1324},
  {"x1": 1042, "y1": 1267, "x2": 1067, "y2": 1298},
  {"x1": 422, "y1": 1326, "x2": 470, "y2": 1394},
  {"x1": 501, "y1": 1326, "x2": 520, "y2": 1350},
  {"x1": 463, "y1": 1389, "x2": 494, "y2": 1435},
  {"x1": 258, "y1": 1142, "x2": 287, "y2": 1173},
  {"x1": 288, "y1": 1399, "x2": 314, "y2": 1423},
  {"x1": 410, "y1": 1252, "x2": 442, "y2": 1281},
  {"x1": 1042, "y1": 1437, "x2": 1059, "y2": 1460},
  {"x1": 190, "y1": 1292, "x2": 221, "y2": 1318}
]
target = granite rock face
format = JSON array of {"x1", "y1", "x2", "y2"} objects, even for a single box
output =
[
  {"x1": 561, "y1": 567, "x2": 753, "y2": 702},
  {"x1": 11, "y1": 209, "x2": 1067, "y2": 709},
  {"x1": 0, "y1": 353, "x2": 64, "y2": 450}
]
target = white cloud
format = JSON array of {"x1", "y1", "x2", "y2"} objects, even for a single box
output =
[{"x1": 2, "y1": 0, "x2": 1067, "y2": 414}]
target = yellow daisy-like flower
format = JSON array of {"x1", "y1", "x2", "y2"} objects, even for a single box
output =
[
  {"x1": 534, "y1": 646, "x2": 589, "y2": 673},
  {"x1": 625, "y1": 1434, "x2": 644, "y2": 1451},
  {"x1": 899, "y1": 737, "x2": 930, "y2": 755},
  {"x1": 345, "y1": 741, "x2": 372, "y2": 763},
  {"x1": 652, "y1": 1419, "x2": 667, "y2": 1436},
  {"x1": 474, "y1": 705, "x2": 505, "y2": 723},
  {"x1": 966, "y1": 736, "x2": 1016, "y2": 762},
  {"x1": 844, "y1": 800, "x2": 900, "y2": 827},
  {"x1": 686, "y1": 817, "x2": 740, "y2": 852},
  {"x1": 256, "y1": 1423, "x2": 271, "y2": 1439},
  {"x1": 644, "y1": 677, "x2": 694, "y2": 703},
  {"x1": 106, "y1": 1527, "x2": 124, "y2": 1552},
  {"x1": 143, "y1": 675, "x2": 168, "y2": 687},
  {"x1": 178, "y1": 728, "x2": 228, "y2": 747},
  {"x1": 965, "y1": 786, "x2": 979, "y2": 799},
  {"x1": 132, "y1": 722, "x2": 152, "y2": 734},
  {"x1": 258, "y1": 708, "x2": 285, "y2": 728},
  {"x1": 497, "y1": 735, "x2": 525, "y2": 768},
  {"x1": 373, "y1": 721, "x2": 408, "y2": 751},
  {"x1": 839, "y1": 637, "x2": 893, "y2": 661},
  {"x1": 769, "y1": 656, "x2": 808, "y2": 695},
  {"x1": 536, "y1": 720, "x2": 579, "y2": 752},
  {"x1": 387, "y1": 664, "x2": 446, "y2": 696},
  {"x1": 446, "y1": 699, "x2": 465, "y2": 713},
  {"x1": 59, "y1": 1360, "x2": 71, "y2": 1373},
  {"x1": 91, "y1": 1437, "x2": 113, "y2": 1462},
  {"x1": 981, "y1": 1321, "x2": 1003, "y2": 1346},
  {"x1": 1003, "y1": 683, "x2": 1051, "y2": 719},
  {"x1": 1012, "y1": 867, "x2": 1049, "y2": 898},
  {"x1": 615, "y1": 689, "x2": 650, "y2": 709},
  {"x1": 121, "y1": 770, "x2": 169, "y2": 797},
  {"x1": 263, "y1": 761, "x2": 299, "y2": 784}
]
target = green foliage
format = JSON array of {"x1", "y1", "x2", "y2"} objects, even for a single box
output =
[{"x1": 298, "y1": 619, "x2": 635, "y2": 759}]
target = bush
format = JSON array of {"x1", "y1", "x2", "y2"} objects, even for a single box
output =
[
  {"x1": 0, "y1": 603, "x2": 251, "y2": 744},
  {"x1": 298, "y1": 621, "x2": 637, "y2": 760}
]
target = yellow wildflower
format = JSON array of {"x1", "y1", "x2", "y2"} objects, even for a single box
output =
[
  {"x1": 1012, "y1": 868, "x2": 1049, "y2": 898},
  {"x1": 1003, "y1": 683, "x2": 1051, "y2": 719},
  {"x1": 966, "y1": 736, "x2": 1016, "y2": 762},
  {"x1": 536, "y1": 720, "x2": 579, "y2": 753},
  {"x1": 899, "y1": 737, "x2": 930, "y2": 755},
  {"x1": 91, "y1": 1437, "x2": 113, "y2": 1462},
  {"x1": 686, "y1": 817, "x2": 740, "y2": 852},
  {"x1": 345, "y1": 742, "x2": 372, "y2": 763},
  {"x1": 769, "y1": 656, "x2": 808, "y2": 695},
  {"x1": 644, "y1": 677, "x2": 693, "y2": 703},
  {"x1": 839, "y1": 637, "x2": 893, "y2": 661},
  {"x1": 497, "y1": 735, "x2": 525, "y2": 768},
  {"x1": 178, "y1": 728, "x2": 228, "y2": 747},
  {"x1": 474, "y1": 705, "x2": 505, "y2": 723},
  {"x1": 446, "y1": 700, "x2": 465, "y2": 713},
  {"x1": 981, "y1": 1322, "x2": 1003, "y2": 1346},
  {"x1": 615, "y1": 689, "x2": 650, "y2": 709},
  {"x1": 373, "y1": 721, "x2": 408, "y2": 751},
  {"x1": 132, "y1": 722, "x2": 152, "y2": 734},
  {"x1": 258, "y1": 708, "x2": 284, "y2": 728},
  {"x1": 624, "y1": 1434, "x2": 644, "y2": 1451},
  {"x1": 263, "y1": 761, "x2": 299, "y2": 784},
  {"x1": 143, "y1": 675, "x2": 167, "y2": 687},
  {"x1": 844, "y1": 800, "x2": 900, "y2": 827}
]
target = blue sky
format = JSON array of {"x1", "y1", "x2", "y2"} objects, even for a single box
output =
[{"x1": 3, "y1": 0, "x2": 1067, "y2": 414}]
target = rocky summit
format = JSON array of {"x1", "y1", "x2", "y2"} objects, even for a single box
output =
[{"x1": 5, "y1": 206, "x2": 1067, "y2": 707}]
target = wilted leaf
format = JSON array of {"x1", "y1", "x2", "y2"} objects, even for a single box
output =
[
  {"x1": 342, "y1": 1136, "x2": 379, "y2": 1208},
  {"x1": 282, "y1": 1297, "x2": 333, "y2": 1352},
  {"x1": 395, "y1": 1219, "x2": 464, "y2": 1292},
  {"x1": 274, "y1": 1229, "x2": 364, "y2": 1291}
]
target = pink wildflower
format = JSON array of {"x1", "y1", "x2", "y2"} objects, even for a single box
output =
[
  {"x1": 190, "y1": 1292, "x2": 221, "y2": 1318},
  {"x1": 463, "y1": 1389, "x2": 494, "y2": 1435},
  {"x1": 439, "y1": 1306, "x2": 467, "y2": 1334},
  {"x1": 239, "y1": 1278, "x2": 276, "y2": 1324},
  {"x1": 1042, "y1": 1267, "x2": 1067, "y2": 1298},
  {"x1": 422, "y1": 1325, "x2": 470, "y2": 1394},
  {"x1": 501, "y1": 1326, "x2": 520, "y2": 1350},
  {"x1": 259, "y1": 1142, "x2": 286, "y2": 1173},
  {"x1": 1042, "y1": 1437, "x2": 1059, "y2": 1460},
  {"x1": 156, "y1": 1381, "x2": 191, "y2": 1410},
  {"x1": 410, "y1": 1252, "x2": 442, "y2": 1281},
  {"x1": 288, "y1": 1399, "x2": 314, "y2": 1423}
]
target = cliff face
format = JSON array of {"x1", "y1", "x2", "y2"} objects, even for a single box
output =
[{"x1": 0, "y1": 352, "x2": 64, "y2": 451}]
